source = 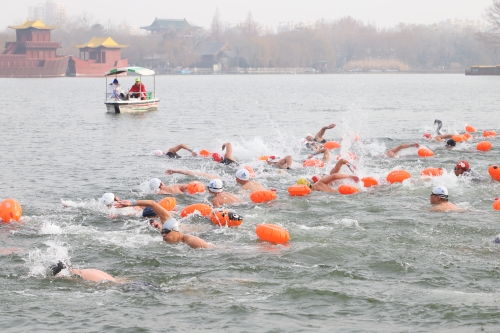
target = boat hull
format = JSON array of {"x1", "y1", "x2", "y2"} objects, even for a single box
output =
[{"x1": 105, "y1": 99, "x2": 159, "y2": 113}]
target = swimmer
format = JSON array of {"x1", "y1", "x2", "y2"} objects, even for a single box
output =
[
  {"x1": 99, "y1": 192, "x2": 142, "y2": 216},
  {"x1": 148, "y1": 178, "x2": 191, "y2": 195},
  {"x1": 165, "y1": 169, "x2": 219, "y2": 180},
  {"x1": 50, "y1": 261, "x2": 122, "y2": 283},
  {"x1": 266, "y1": 155, "x2": 293, "y2": 169},
  {"x1": 212, "y1": 142, "x2": 238, "y2": 165},
  {"x1": 429, "y1": 186, "x2": 463, "y2": 212},
  {"x1": 235, "y1": 168, "x2": 266, "y2": 191},
  {"x1": 305, "y1": 123, "x2": 336, "y2": 144},
  {"x1": 297, "y1": 159, "x2": 359, "y2": 193},
  {"x1": 454, "y1": 160, "x2": 470, "y2": 177},
  {"x1": 307, "y1": 147, "x2": 331, "y2": 163},
  {"x1": 207, "y1": 179, "x2": 242, "y2": 207},
  {"x1": 164, "y1": 144, "x2": 197, "y2": 158},
  {"x1": 386, "y1": 143, "x2": 419, "y2": 158},
  {"x1": 115, "y1": 199, "x2": 212, "y2": 248}
]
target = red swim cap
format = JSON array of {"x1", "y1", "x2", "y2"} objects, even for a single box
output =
[
  {"x1": 423, "y1": 133, "x2": 432, "y2": 139},
  {"x1": 311, "y1": 175, "x2": 319, "y2": 183},
  {"x1": 212, "y1": 153, "x2": 223, "y2": 162},
  {"x1": 455, "y1": 160, "x2": 470, "y2": 171}
]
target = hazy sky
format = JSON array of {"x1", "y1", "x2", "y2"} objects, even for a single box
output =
[{"x1": 0, "y1": 0, "x2": 494, "y2": 30}]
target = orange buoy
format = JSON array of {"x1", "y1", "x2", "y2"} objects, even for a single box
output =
[
  {"x1": 210, "y1": 209, "x2": 243, "y2": 227},
  {"x1": 287, "y1": 184, "x2": 311, "y2": 196},
  {"x1": 483, "y1": 130, "x2": 497, "y2": 137},
  {"x1": 465, "y1": 125, "x2": 477, "y2": 133},
  {"x1": 361, "y1": 177, "x2": 378, "y2": 187},
  {"x1": 323, "y1": 141, "x2": 341, "y2": 150},
  {"x1": 158, "y1": 197, "x2": 176, "y2": 211},
  {"x1": 180, "y1": 203, "x2": 212, "y2": 218},
  {"x1": 493, "y1": 198, "x2": 500, "y2": 210},
  {"x1": 303, "y1": 159, "x2": 325, "y2": 167},
  {"x1": 420, "y1": 167, "x2": 443, "y2": 177},
  {"x1": 0, "y1": 199, "x2": 22, "y2": 223},
  {"x1": 338, "y1": 184, "x2": 359, "y2": 195},
  {"x1": 250, "y1": 190, "x2": 277, "y2": 203},
  {"x1": 477, "y1": 141, "x2": 492, "y2": 152},
  {"x1": 386, "y1": 170, "x2": 411, "y2": 184},
  {"x1": 258, "y1": 155, "x2": 270, "y2": 161},
  {"x1": 244, "y1": 165, "x2": 256, "y2": 178},
  {"x1": 489, "y1": 165, "x2": 500, "y2": 181},
  {"x1": 417, "y1": 147, "x2": 434, "y2": 157},
  {"x1": 199, "y1": 149, "x2": 211, "y2": 157},
  {"x1": 256, "y1": 224, "x2": 290, "y2": 244},
  {"x1": 463, "y1": 133, "x2": 472, "y2": 141},
  {"x1": 451, "y1": 135, "x2": 465, "y2": 143},
  {"x1": 186, "y1": 181, "x2": 205, "y2": 194}
]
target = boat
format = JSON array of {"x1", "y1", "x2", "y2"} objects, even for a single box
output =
[{"x1": 104, "y1": 66, "x2": 160, "y2": 113}]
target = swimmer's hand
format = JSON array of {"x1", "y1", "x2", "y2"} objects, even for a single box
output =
[
  {"x1": 350, "y1": 176, "x2": 360, "y2": 182},
  {"x1": 114, "y1": 200, "x2": 132, "y2": 208},
  {"x1": 165, "y1": 169, "x2": 176, "y2": 175},
  {"x1": 325, "y1": 123, "x2": 336, "y2": 129}
]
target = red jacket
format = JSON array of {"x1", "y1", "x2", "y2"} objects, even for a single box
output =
[{"x1": 129, "y1": 83, "x2": 147, "y2": 99}]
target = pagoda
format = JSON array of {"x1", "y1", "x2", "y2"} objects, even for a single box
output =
[
  {"x1": 67, "y1": 37, "x2": 128, "y2": 76},
  {"x1": 0, "y1": 20, "x2": 68, "y2": 77}
]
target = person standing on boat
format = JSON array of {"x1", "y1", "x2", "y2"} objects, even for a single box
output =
[{"x1": 129, "y1": 78, "x2": 147, "y2": 100}]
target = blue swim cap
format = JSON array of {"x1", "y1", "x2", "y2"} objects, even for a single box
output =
[
  {"x1": 142, "y1": 207, "x2": 157, "y2": 217},
  {"x1": 494, "y1": 235, "x2": 500, "y2": 244}
]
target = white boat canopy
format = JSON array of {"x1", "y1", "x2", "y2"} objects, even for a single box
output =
[{"x1": 105, "y1": 66, "x2": 155, "y2": 76}]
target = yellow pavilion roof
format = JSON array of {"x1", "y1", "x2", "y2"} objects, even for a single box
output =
[
  {"x1": 76, "y1": 37, "x2": 127, "y2": 49},
  {"x1": 9, "y1": 20, "x2": 55, "y2": 30}
]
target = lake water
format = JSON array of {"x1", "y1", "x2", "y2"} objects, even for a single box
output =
[{"x1": 1, "y1": 74, "x2": 500, "y2": 332}]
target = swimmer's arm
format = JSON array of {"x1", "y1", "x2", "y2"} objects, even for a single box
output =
[
  {"x1": 315, "y1": 123, "x2": 335, "y2": 141},
  {"x1": 165, "y1": 169, "x2": 219, "y2": 179},
  {"x1": 181, "y1": 234, "x2": 213, "y2": 249},
  {"x1": 320, "y1": 173, "x2": 359, "y2": 185},
  {"x1": 115, "y1": 200, "x2": 171, "y2": 222},
  {"x1": 434, "y1": 134, "x2": 453, "y2": 141},
  {"x1": 222, "y1": 142, "x2": 233, "y2": 160},
  {"x1": 329, "y1": 158, "x2": 350, "y2": 174},
  {"x1": 387, "y1": 143, "x2": 419, "y2": 155}
]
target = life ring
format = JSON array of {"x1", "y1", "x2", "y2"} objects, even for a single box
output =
[
  {"x1": 386, "y1": 170, "x2": 411, "y2": 184},
  {"x1": 493, "y1": 198, "x2": 500, "y2": 211},
  {"x1": 303, "y1": 159, "x2": 325, "y2": 168},
  {"x1": 420, "y1": 167, "x2": 443, "y2": 177},
  {"x1": 488, "y1": 165, "x2": 500, "y2": 181},
  {"x1": 210, "y1": 209, "x2": 243, "y2": 227},
  {"x1": 361, "y1": 177, "x2": 378, "y2": 187},
  {"x1": 287, "y1": 184, "x2": 311, "y2": 196},
  {"x1": 477, "y1": 141, "x2": 492, "y2": 152},
  {"x1": 338, "y1": 184, "x2": 359, "y2": 195},
  {"x1": 158, "y1": 197, "x2": 176, "y2": 211},
  {"x1": 0, "y1": 199, "x2": 22, "y2": 223},
  {"x1": 465, "y1": 125, "x2": 476, "y2": 133},
  {"x1": 417, "y1": 147, "x2": 434, "y2": 157},
  {"x1": 323, "y1": 141, "x2": 341, "y2": 150},
  {"x1": 483, "y1": 130, "x2": 497, "y2": 137},
  {"x1": 250, "y1": 190, "x2": 277, "y2": 203},
  {"x1": 186, "y1": 181, "x2": 205, "y2": 194},
  {"x1": 199, "y1": 149, "x2": 211, "y2": 157},
  {"x1": 256, "y1": 224, "x2": 290, "y2": 244},
  {"x1": 180, "y1": 203, "x2": 212, "y2": 218}
]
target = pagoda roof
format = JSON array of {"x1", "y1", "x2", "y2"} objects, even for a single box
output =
[
  {"x1": 141, "y1": 18, "x2": 191, "y2": 31},
  {"x1": 76, "y1": 37, "x2": 127, "y2": 49},
  {"x1": 9, "y1": 20, "x2": 55, "y2": 30}
]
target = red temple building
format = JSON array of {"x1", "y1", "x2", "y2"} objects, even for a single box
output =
[
  {"x1": 67, "y1": 37, "x2": 128, "y2": 76},
  {"x1": 0, "y1": 20, "x2": 68, "y2": 77}
]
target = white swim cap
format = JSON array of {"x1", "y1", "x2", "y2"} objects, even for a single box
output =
[
  {"x1": 161, "y1": 218, "x2": 180, "y2": 233},
  {"x1": 235, "y1": 169, "x2": 250, "y2": 181},
  {"x1": 208, "y1": 179, "x2": 224, "y2": 193},
  {"x1": 153, "y1": 150, "x2": 163, "y2": 156},
  {"x1": 100, "y1": 193, "x2": 115, "y2": 206},
  {"x1": 431, "y1": 186, "x2": 448, "y2": 198},
  {"x1": 149, "y1": 178, "x2": 162, "y2": 191}
]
